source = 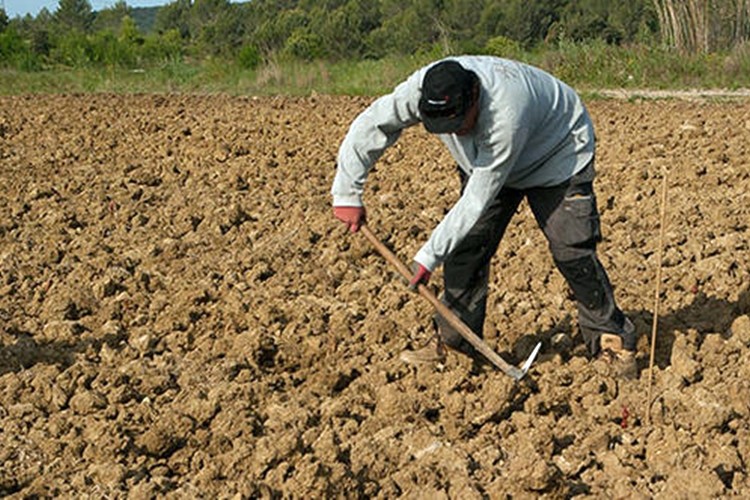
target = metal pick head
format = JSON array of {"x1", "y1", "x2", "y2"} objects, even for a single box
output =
[{"x1": 517, "y1": 341, "x2": 542, "y2": 380}]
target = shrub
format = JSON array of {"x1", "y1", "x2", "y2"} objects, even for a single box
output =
[
  {"x1": 0, "y1": 28, "x2": 44, "y2": 70},
  {"x1": 237, "y1": 44, "x2": 261, "y2": 69},
  {"x1": 283, "y1": 29, "x2": 324, "y2": 61},
  {"x1": 484, "y1": 36, "x2": 523, "y2": 60},
  {"x1": 141, "y1": 29, "x2": 183, "y2": 64},
  {"x1": 50, "y1": 30, "x2": 92, "y2": 67},
  {"x1": 0, "y1": 29, "x2": 25, "y2": 65}
]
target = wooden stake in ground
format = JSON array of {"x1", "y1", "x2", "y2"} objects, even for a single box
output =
[{"x1": 646, "y1": 168, "x2": 669, "y2": 425}]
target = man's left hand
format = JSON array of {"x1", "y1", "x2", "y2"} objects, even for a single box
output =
[{"x1": 333, "y1": 206, "x2": 366, "y2": 233}]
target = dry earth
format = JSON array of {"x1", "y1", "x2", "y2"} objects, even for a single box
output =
[{"x1": 1, "y1": 93, "x2": 749, "y2": 498}]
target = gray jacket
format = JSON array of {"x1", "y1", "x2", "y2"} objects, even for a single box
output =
[{"x1": 332, "y1": 55, "x2": 595, "y2": 271}]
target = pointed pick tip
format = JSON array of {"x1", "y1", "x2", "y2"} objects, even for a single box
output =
[{"x1": 520, "y1": 341, "x2": 542, "y2": 375}]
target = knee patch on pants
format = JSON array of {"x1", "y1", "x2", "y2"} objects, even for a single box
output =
[{"x1": 555, "y1": 255, "x2": 606, "y2": 311}]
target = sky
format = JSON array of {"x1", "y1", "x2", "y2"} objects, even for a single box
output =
[{"x1": 3, "y1": 1, "x2": 237, "y2": 18}]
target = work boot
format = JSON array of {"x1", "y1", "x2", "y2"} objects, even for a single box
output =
[
  {"x1": 399, "y1": 337, "x2": 447, "y2": 366},
  {"x1": 597, "y1": 333, "x2": 638, "y2": 380}
]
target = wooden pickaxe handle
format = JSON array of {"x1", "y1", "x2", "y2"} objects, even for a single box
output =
[{"x1": 360, "y1": 224, "x2": 529, "y2": 380}]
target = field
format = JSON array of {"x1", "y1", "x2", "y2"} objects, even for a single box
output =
[{"x1": 1, "y1": 93, "x2": 749, "y2": 498}]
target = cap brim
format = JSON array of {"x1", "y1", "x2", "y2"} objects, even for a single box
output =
[{"x1": 422, "y1": 113, "x2": 466, "y2": 134}]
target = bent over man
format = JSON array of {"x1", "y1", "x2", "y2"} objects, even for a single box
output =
[{"x1": 331, "y1": 56, "x2": 637, "y2": 379}]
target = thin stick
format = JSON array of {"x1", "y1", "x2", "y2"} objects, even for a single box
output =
[{"x1": 646, "y1": 168, "x2": 669, "y2": 425}]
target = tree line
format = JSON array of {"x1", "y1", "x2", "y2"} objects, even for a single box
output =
[{"x1": 1, "y1": 0, "x2": 750, "y2": 71}]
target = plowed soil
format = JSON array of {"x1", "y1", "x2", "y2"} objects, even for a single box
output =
[{"x1": 1, "y1": 93, "x2": 749, "y2": 498}]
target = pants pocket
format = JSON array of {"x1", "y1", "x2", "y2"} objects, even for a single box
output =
[{"x1": 559, "y1": 192, "x2": 601, "y2": 248}]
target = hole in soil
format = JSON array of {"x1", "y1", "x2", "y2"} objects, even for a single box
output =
[
  {"x1": 714, "y1": 465, "x2": 734, "y2": 489},
  {"x1": 537, "y1": 401, "x2": 572, "y2": 419},
  {"x1": 423, "y1": 407, "x2": 440, "y2": 423},
  {"x1": 336, "y1": 448, "x2": 351, "y2": 465},
  {"x1": 567, "y1": 481, "x2": 591, "y2": 496},
  {"x1": 553, "y1": 435, "x2": 575, "y2": 455},
  {"x1": 256, "y1": 337, "x2": 278, "y2": 369},
  {"x1": 331, "y1": 368, "x2": 361, "y2": 394}
]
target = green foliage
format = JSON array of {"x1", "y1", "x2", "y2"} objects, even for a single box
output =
[
  {"x1": 325, "y1": 53, "x2": 434, "y2": 94},
  {"x1": 88, "y1": 30, "x2": 127, "y2": 66},
  {"x1": 120, "y1": 16, "x2": 142, "y2": 46},
  {"x1": 2, "y1": 0, "x2": 750, "y2": 91},
  {"x1": 157, "y1": 57, "x2": 200, "y2": 85},
  {"x1": 1, "y1": 0, "x2": 665, "y2": 70},
  {"x1": 141, "y1": 29, "x2": 184, "y2": 62},
  {"x1": 0, "y1": 9, "x2": 9, "y2": 32},
  {"x1": 484, "y1": 36, "x2": 523, "y2": 60},
  {"x1": 7, "y1": 42, "x2": 750, "y2": 95},
  {"x1": 254, "y1": 8, "x2": 310, "y2": 55},
  {"x1": 30, "y1": 28, "x2": 52, "y2": 57},
  {"x1": 0, "y1": 28, "x2": 27, "y2": 67},
  {"x1": 154, "y1": 0, "x2": 191, "y2": 38},
  {"x1": 83, "y1": 17, "x2": 143, "y2": 67},
  {"x1": 191, "y1": 0, "x2": 244, "y2": 56},
  {"x1": 55, "y1": 0, "x2": 95, "y2": 33},
  {"x1": 24, "y1": 16, "x2": 182, "y2": 70},
  {"x1": 283, "y1": 28, "x2": 324, "y2": 60},
  {"x1": 304, "y1": 1, "x2": 381, "y2": 60},
  {"x1": 92, "y1": 1, "x2": 131, "y2": 33},
  {"x1": 366, "y1": 9, "x2": 430, "y2": 57},
  {"x1": 552, "y1": 0, "x2": 657, "y2": 45},
  {"x1": 237, "y1": 44, "x2": 262, "y2": 69},
  {"x1": 50, "y1": 30, "x2": 92, "y2": 67},
  {"x1": 129, "y1": 7, "x2": 159, "y2": 34},
  {"x1": 541, "y1": 38, "x2": 628, "y2": 87},
  {"x1": 478, "y1": 0, "x2": 561, "y2": 49}
]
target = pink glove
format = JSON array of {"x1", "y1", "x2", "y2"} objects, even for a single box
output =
[
  {"x1": 408, "y1": 263, "x2": 432, "y2": 291},
  {"x1": 333, "y1": 206, "x2": 366, "y2": 233}
]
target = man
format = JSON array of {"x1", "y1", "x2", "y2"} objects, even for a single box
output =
[{"x1": 331, "y1": 56, "x2": 637, "y2": 379}]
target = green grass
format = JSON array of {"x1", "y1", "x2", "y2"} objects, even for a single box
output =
[{"x1": 3, "y1": 42, "x2": 750, "y2": 96}]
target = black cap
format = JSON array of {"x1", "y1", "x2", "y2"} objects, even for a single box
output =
[{"x1": 419, "y1": 60, "x2": 477, "y2": 134}]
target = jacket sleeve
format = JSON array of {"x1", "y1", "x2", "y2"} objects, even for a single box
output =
[
  {"x1": 331, "y1": 72, "x2": 423, "y2": 207},
  {"x1": 414, "y1": 121, "x2": 530, "y2": 271}
]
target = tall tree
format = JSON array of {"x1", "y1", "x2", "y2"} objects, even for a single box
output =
[
  {"x1": 190, "y1": 0, "x2": 244, "y2": 55},
  {"x1": 0, "y1": 8, "x2": 9, "y2": 33},
  {"x1": 651, "y1": 0, "x2": 750, "y2": 52},
  {"x1": 155, "y1": 0, "x2": 192, "y2": 38},
  {"x1": 93, "y1": 0, "x2": 132, "y2": 34},
  {"x1": 311, "y1": 0, "x2": 382, "y2": 59},
  {"x1": 55, "y1": 0, "x2": 94, "y2": 32},
  {"x1": 366, "y1": 0, "x2": 446, "y2": 56}
]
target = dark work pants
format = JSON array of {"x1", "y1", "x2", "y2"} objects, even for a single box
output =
[{"x1": 435, "y1": 161, "x2": 635, "y2": 356}]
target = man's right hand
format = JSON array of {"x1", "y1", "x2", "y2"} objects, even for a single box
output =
[
  {"x1": 408, "y1": 262, "x2": 432, "y2": 291},
  {"x1": 333, "y1": 206, "x2": 366, "y2": 233}
]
